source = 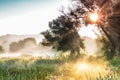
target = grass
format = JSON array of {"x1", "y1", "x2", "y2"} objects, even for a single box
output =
[
  {"x1": 109, "y1": 57, "x2": 120, "y2": 80},
  {"x1": 0, "y1": 57, "x2": 64, "y2": 80},
  {"x1": 0, "y1": 56, "x2": 120, "y2": 80}
]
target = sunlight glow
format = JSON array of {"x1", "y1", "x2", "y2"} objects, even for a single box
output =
[
  {"x1": 59, "y1": 58, "x2": 111, "y2": 80},
  {"x1": 79, "y1": 25, "x2": 101, "y2": 39},
  {"x1": 76, "y1": 63, "x2": 89, "y2": 71},
  {"x1": 74, "y1": 61, "x2": 110, "y2": 78},
  {"x1": 90, "y1": 13, "x2": 98, "y2": 22}
]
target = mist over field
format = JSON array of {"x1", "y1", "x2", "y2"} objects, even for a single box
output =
[
  {"x1": 0, "y1": 34, "x2": 56, "y2": 58},
  {"x1": 0, "y1": 34, "x2": 99, "y2": 58}
]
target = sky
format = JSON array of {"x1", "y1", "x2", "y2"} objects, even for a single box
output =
[
  {"x1": 0, "y1": 0, "x2": 69, "y2": 36},
  {"x1": 0, "y1": 0, "x2": 99, "y2": 39}
]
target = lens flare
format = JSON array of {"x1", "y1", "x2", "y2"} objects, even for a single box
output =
[{"x1": 90, "y1": 13, "x2": 98, "y2": 22}]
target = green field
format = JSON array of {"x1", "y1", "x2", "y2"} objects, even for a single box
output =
[
  {"x1": 0, "y1": 56, "x2": 120, "y2": 80},
  {"x1": 0, "y1": 57, "x2": 63, "y2": 80}
]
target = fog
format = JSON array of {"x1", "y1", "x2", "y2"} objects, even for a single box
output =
[
  {"x1": 83, "y1": 37, "x2": 98, "y2": 55},
  {"x1": 0, "y1": 34, "x2": 100, "y2": 58},
  {"x1": 0, "y1": 34, "x2": 56, "y2": 58}
]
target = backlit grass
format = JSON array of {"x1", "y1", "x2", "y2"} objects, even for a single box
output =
[{"x1": 0, "y1": 56, "x2": 120, "y2": 80}]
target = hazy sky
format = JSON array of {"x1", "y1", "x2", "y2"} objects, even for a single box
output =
[
  {"x1": 0, "y1": 0, "x2": 69, "y2": 36},
  {"x1": 0, "y1": 0, "x2": 99, "y2": 39}
]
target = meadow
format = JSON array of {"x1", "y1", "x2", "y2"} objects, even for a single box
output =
[
  {"x1": 0, "y1": 57, "x2": 63, "y2": 80},
  {"x1": 0, "y1": 55, "x2": 120, "y2": 80}
]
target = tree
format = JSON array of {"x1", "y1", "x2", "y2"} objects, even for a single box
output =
[
  {"x1": 42, "y1": 0, "x2": 120, "y2": 58},
  {"x1": 70, "y1": 0, "x2": 120, "y2": 57},
  {"x1": 41, "y1": 15, "x2": 84, "y2": 57}
]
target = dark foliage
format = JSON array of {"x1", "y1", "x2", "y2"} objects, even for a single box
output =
[
  {"x1": 71, "y1": 0, "x2": 120, "y2": 58},
  {"x1": 41, "y1": 15, "x2": 84, "y2": 57}
]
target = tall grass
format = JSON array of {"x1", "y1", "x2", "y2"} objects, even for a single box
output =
[
  {"x1": 0, "y1": 56, "x2": 120, "y2": 80},
  {"x1": 0, "y1": 58, "x2": 64, "y2": 80}
]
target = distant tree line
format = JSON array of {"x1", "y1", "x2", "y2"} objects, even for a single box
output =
[
  {"x1": 10, "y1": 38, "x2": 36, "y2": 52},
  {"x1": 0, "y1": 38, "x2": 38, "y2": 53}
]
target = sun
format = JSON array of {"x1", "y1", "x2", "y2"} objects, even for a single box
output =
[{"x1": 90, "y1": 13, "x2": 98, "y2": 22}]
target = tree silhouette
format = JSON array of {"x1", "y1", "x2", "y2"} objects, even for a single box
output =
[
  {"x1": 41, "y1": 15, "x2": 84, "y2": 57},
  {"x1": 70, "y1": 0, "x2": 120, "y2": 56}
]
